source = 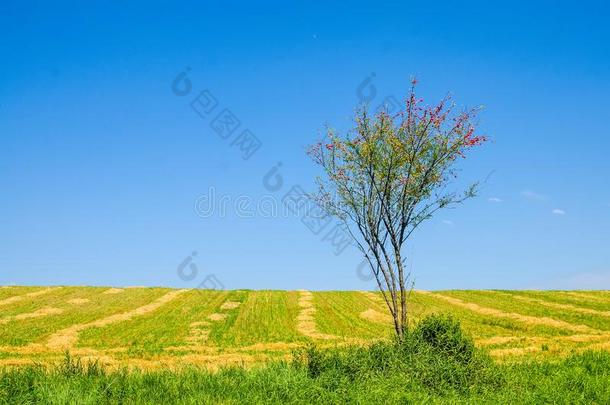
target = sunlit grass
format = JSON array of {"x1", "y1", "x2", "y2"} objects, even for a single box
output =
[
  {"x1": 0, "y1": 288, "x2": 168, "y2": 346},
  {"x1": 2, "y1": 286, "x2": 610, "y2": 366},
  {"x1": 78, "y1": 289, "x2": 229, "y2": 353},
  {"x1": 0, "y1": 286, "x2": 46, "y2": 302},
  {"x1": 439, "y1": 290, "x2": 610, "y2": 332},
  {"x1": 223, "y1": 290, "x2": 306, "y2": 346},
  {"x1": 408, "y1": 291, "x2": 564, "y2": 338},
  {"x1": 313, "y1": 291, "x2": 392, "y2": 339}
]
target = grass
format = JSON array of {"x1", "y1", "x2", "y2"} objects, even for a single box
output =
[
  {"x1": 223, "y1": 290, "x2": 306, "y2": 346},
  {"x1": 78, "y1": 290, "x2": 229, "y2": 354},
  {"x1": 0, "y1": 286, "x2": 45, "y2": 302},
  {"x1": 439, "y1": 290, "x2": 610, "y2": 332},
  {"x1": 1, "y1": 316, "x2": 610, "y2": 404},
  {"x1": 204, "y1": 290, "x2": 248, "y2": 347},
  {"x1": 2, "y1": 287, "x2": 610, "y2": 403},
  {"x1": 1, "y1": 286, "x2": 610, "y2": 369},
  {"x1": 0, "y1": 287, "x2": 169, "y2": 347},
  {"x1": 408, "y1": 291, "x2": 563, "y2": 338},
  {"x1": 502, "y1": 290, "x2": 610, "y2": 311},
  {"x1": 313, "y1": 291, "x2": 391, "y2": 339}
]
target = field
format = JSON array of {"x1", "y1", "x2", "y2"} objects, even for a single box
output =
[{"x1": 1, "y1": 286, "x2": 610, "y2": 370}]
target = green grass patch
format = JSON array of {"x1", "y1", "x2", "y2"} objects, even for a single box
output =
[
  {"x1": 78, "y1": 290, "x2": 230, "y2": 354},
  {"x1": 0, "y1": 286, "x2": 47, "y2": 302},
  {"x1": 0, "y1": 288, "x2": 169, "y2": 346},
  {"x1": 223, "y1": 290, "x2": 307, "y2": 346},
  {"x1": 313, "y1": 291, "x2": 392, "y2": 339},
  {"x1": 439, "y1": 290, "x2": 610, "y2": 333}
]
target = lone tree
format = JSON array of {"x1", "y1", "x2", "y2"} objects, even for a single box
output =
[{"x1": 307, "y1": 79, "x2": 487, "y2": 339}]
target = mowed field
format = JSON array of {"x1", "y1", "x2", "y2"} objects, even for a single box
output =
[{"x1": 1, "y1": 286, "x2": 610, "y2": 370}]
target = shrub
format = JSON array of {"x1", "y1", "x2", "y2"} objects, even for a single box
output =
[
  {"x1": 410, "y1": 313, "x2": 475, "y2": 364},
  {"x1": 293, "y1": 314, "x2": 502, "y2": 395}
]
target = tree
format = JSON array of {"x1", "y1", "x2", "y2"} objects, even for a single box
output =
[{"x1": 307, "y1": 79, "x2": 487, "y2": 339}]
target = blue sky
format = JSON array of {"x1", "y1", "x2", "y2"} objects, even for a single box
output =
[{"x1": 1, "y1": 1, "x2": 609, "y2": 290}]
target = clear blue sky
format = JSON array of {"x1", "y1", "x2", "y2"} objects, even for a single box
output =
[{"x1": 1, "y1": 1, "x2": 609, "y2": 290}]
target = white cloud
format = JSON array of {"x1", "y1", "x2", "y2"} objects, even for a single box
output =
[
  {"x1": 442, "y1": 220, "x2": 454, "y2": 226},
  {"x1": 488, "y1": 197, "x2": 502, "y2": 203},
  {"x1": 552, "y1": 208, "x2": 566, "y2": 215},
  {"x1": 520, "y1": 190, "x2": 545, "y2": 201}
]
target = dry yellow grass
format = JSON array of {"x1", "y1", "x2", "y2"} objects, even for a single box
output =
[
  {"x1": 220, "y1": 301, "x2": 241, "y2": 310},
  {"x1": 0, "y1": 307, "x2": 63, "y2": 325},
  {"x1": 359, "y1": 308, "x2": 392, "y2": 324},
  {"x1": 296, "y1": 290, "x2": 338, "y2": 340},
  {"x1": 102, "y1": 288, "x2": 124, "y2": 295},
  {"x1": 67, "y1": 298, "x2": 90, "y2": 305},
  {"x1": 208, "y1": 313, "x2": 228, "y2": 321}
]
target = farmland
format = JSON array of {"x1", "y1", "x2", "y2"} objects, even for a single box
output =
[{"x1": 1, "y1": 286, "x2": 610, "y2": 370}]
